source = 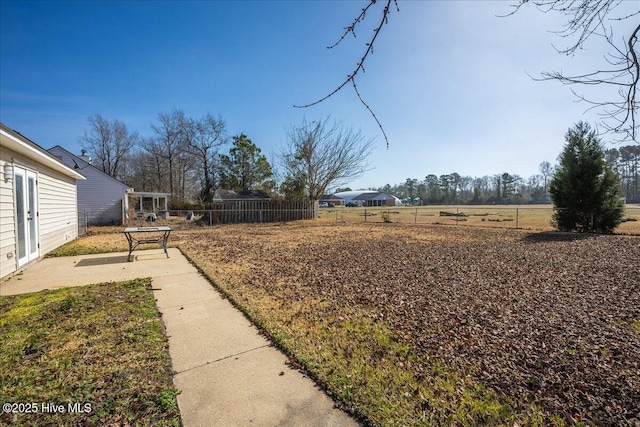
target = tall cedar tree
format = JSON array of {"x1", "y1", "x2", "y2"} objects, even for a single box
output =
[{"x1": 549, "y1": 122, "x2": 623, "y2": 233}]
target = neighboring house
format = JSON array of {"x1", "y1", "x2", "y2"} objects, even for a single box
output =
[
  {"x1": 48, "y1": 145, "x2": 132, "y2": 225},
  {"x1": 213, "y1": 189, "x2": 271, "y2": 204},
  {"x1": 352, "y1": 191, "x2": 397, "y2": 207},
  {"x1": 333, "y1": 190, "x2": 373, "y2": 206},
  {"x1": 334, "y1": 190, "x2": 401, "y2": 207},
  {"x1": 319, "y1": 194, "x2": 344, "y2": 207},
  {"x1": 0, "y1": 123, "x2": 85, "y2": 279}
]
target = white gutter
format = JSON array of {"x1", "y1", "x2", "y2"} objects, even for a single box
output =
[{"x1": 0, "y1": 127, "x2": 85, "y2": 180}]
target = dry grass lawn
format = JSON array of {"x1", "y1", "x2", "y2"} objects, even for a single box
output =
[{"x1": 49, "y1": 221, "x2": 640, "y2": 426}]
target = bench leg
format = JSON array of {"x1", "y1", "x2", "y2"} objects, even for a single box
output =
[
  {"x1": 125, "y1": 233, "x2": 135, "y2": 262},
  {"x1": 162, "y1": 231, "x2": 171, "y2": 258}
]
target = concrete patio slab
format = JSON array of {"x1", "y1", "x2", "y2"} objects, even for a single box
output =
[{"x1": 0, "y1": 248, "x2": 189, "y2": 296}]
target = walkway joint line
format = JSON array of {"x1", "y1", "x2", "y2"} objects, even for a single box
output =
[{"x1": 174, "y1": 344, "x2": 272, "y2": 376}]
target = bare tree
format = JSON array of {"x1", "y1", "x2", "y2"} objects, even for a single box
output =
[
  {"x1": 122, "y1": 148, "x2": 157, "y2": 192},
  {"x1": 539, "y1": 160, "x2": 554, "y2": 195},
  {"x1": 183, "y1": 113, "x2": 227, "y2": 205},
  {"x1": 281, "y1": 117, "x2": 375, "y2": 203},
  {"x1": 139, "y1": 137, "x2": 170, "y2": 192},
  {"x1": 504, "y1": 0, "x2": 639, "y2": 141},
  {"x1": 175, "y1": 148, "x2": 198, "y2": 202},
  {"x1": 146, "y1": 110, "x2": 190, "y2": 198},
  {"x1": 79, "y1": 114, "x2": 138, "y2": 179}
]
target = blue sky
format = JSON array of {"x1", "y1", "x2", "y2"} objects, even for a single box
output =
[{"x1": 1, "y1": 1, "x2": 636, "y2": 190}]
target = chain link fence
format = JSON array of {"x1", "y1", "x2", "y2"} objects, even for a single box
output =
[
  {"x1": 78, "y1": 205, "x2": 640, "y2": 235},
  {"x1": 316, "y1": 205, "x2": 640, "y2": 233}
]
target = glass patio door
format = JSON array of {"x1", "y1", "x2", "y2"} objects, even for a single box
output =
[{"x1": 15, "y1": 167, "x2": 39, "y2": 267}]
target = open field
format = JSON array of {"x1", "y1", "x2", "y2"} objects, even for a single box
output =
[
  {"x1": 315, "y1": 204, "x2": 640, "y2": 234},
  {"x1": 0, "y1": 279, "x2": 181, "y2": 427},
  {"x1": 49, "y1": 222, "x2": 640, "y2": 426}
]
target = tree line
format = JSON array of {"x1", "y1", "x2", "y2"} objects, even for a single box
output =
[
  {"x1": 79, "y1": 112, "x2": 373, "y2": 208},
  {"x1": 374, "y1": 164, "x2": 556, "y2": 205},
  {"x1": 604, "y1": 145, "x2": 640, "y2": 203},
  {"x1": 375, "y1": 144, "x2": 639, "y2": 206},
  {"x1": 79, "y1": 111, "x2": 638, "y2": 208}
]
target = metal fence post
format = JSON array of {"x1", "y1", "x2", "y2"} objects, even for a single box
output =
[
  {"x1": 209, "y1": 210, "x2": 212, "y2": 227},
  {"x1": 365, "y1": 209, "x2": 367, "y2": 223},
  {"x1": 415, "y1": 208, "x2": 418, "y2": 224},
  {"x1": 516, "y1": 208, "x2": 519, "y2": 229}
]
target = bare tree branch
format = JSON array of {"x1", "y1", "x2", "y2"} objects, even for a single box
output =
[
  {"x1": 505, "y1": 1, "x2": 639, "y2": 142},
  {"x1": 351, "y1": 78, "x2": 389, "y2": 148},
  {"x1": 294, "y1": 0, "x2": 398, "y2": 148}
]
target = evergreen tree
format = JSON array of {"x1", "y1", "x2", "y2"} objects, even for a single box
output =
[
  {"x1": 549, "y1": 122, "x2": 623, "y2": 233},
  {"x1": 279, "y1": 172, "x2": 307, "y2": 201},
  {"x1": 219, "y1": 133, "x2": 273, "y2": 192}
]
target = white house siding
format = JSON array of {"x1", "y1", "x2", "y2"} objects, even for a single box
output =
[
  {"x1": 37, "y1": 170, "x2": 78, "y2": 255},
  {"x1": 0, "y1": 153, "x2": 16, "y2": 278},
  {"x1": 0, "y1": 126, "x2": 83, "y2": 279},
  {"x1": 76, "y1": 173, "x2": 129, "y2": 225},
  {"x1": 48, "y1": 146, "x2": 131, "y2": 225}
]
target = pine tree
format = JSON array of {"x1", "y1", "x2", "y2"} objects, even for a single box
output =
[
  {"x1": 219, "y1": 133, "x2": 273, "y2": 192},
  {"x1": 549, "y1": 122, "x2": 623, "y2": 233}
]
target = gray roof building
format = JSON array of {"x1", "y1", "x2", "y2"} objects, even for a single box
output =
[{"x1": 48, "y1": 145, "x2": 132, "y2": 225}]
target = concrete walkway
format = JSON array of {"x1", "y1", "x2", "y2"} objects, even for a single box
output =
[{"x1": 0, "y1": 248, "x2": 359, "y2": 427}]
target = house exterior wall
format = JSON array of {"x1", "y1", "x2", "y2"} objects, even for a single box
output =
[
  {"x1": 0, "y1": 151, "x2": 16, "y2": 279},
  {"x1": 49, "y1": 146, "x2": 130, "y2": 225},
  {"x1": 37, "y1": 169, "x2": 78, "y2": 255},
  {"x1": 374, "y1": 196, "x2": 396, "y2": 207},
  {"x1": 334, "y1": 191, "x2": 368, "y2": 206},
  {"x1": 362, "y1": 199, "x2": 391, "y2": 207},
  {"x1": 368, "y1": 200, "x2": 396, "y2": 207},
  {"x1": 348, "y1": 192, "x2": 396, "y2": 207},
  {"x1": 0, "y1": 144, "x2": 79, "y2": 279}
]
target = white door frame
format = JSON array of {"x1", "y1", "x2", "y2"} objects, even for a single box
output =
[{"x1": 14, "y1": 166, "x2": 39, "y2": 267}]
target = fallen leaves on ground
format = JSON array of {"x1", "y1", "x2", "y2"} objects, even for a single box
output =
[{"x1": 172, "y1": 223, "x2": 640, "y2": 425}]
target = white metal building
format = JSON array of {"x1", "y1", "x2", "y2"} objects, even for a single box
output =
[{"x1": 334, "y1": 191, "x2": 403, "y2": 207}]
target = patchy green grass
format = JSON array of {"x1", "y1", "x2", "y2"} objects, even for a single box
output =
[
  {"x1": 46, "y1": 240, "x2": 126, "y2": 257},
  {"x1": 0, "y1": 278, "x2": 181, "y2": 427}
]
